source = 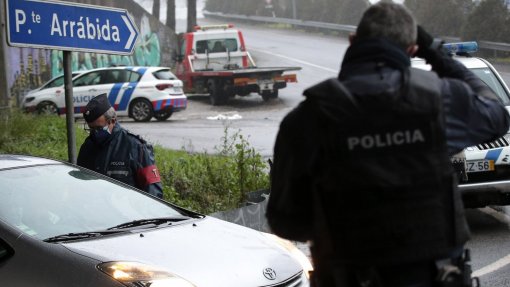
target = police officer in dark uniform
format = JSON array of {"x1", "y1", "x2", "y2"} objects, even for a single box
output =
[
  {"x1": 77, "y1": 94, "x2": 164, "y2": 198},
  {"x1": 266, "y1": 3, "x2": 510, "y2": 287}
]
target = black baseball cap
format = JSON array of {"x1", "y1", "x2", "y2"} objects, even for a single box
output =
[{"x1": 83, "y1": 94, "x2": 111, "y2": 123}]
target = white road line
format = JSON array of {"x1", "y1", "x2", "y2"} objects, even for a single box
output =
[
  {"x1": 249, "y1": 48, "x2": 338, "y2": 74},
  {"x1": 472, "y1": 207, "x2": 510, "y2": 277},
  {"x1": 473, "y1": 254, "x2": 510, "y2": 277},
  {"x1": 479, "y1": 206, "x2": 510, "y2": 224}
]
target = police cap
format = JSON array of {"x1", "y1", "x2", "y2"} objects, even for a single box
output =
[{"x1": 83, "y1": 93, "x2": 111, "y2": 123}]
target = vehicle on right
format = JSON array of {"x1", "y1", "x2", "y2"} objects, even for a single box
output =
[{"x1": 413, "y1": 42, "x2": 510, "y2": 207}]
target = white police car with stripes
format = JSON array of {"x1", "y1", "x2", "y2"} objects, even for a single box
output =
[
  {"x1": 414, "y1": 42, "x2": 510, "y2": 206},
  {"x1": 22, "y1": 66, "x2": 187, "y2": 122}
]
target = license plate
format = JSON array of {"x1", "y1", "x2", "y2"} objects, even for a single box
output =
[
  {"x1": 466, "y1": 160, "x2": 495, "y2": 173},
  {"x1": 258, "y1": 79, "x2": 274, "y2": 90}
]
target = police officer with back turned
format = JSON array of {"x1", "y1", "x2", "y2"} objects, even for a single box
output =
[
  {"x1": 77, "y1": 94, "x2": 164, "y2": 198},
  {"x1": 267, "y1": 3, "x2": 510, "y2": 287}
]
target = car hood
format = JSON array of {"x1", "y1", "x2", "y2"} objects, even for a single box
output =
[{"x1": 63, "y1": 216, "x2": 302, "y2": 287}]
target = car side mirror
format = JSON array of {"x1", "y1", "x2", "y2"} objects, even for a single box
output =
[{"x1": 0, "y1": 239, "x2": 14, "y2": 263}]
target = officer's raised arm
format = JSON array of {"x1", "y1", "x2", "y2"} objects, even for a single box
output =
[{"x1": 414, "y1": 26, "x2": 510, "y2": 154}]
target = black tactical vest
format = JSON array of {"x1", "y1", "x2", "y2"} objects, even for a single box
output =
[{"x1": 306, "y1": 68, "x2": 469, "y2": 265}]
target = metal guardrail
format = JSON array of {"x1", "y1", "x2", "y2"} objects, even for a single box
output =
[
  {"x1": 203, "y1": 10, "x2": 510, "y2": 53},
  {"x1": 203, "y1": 10, "x2": 356, "y2": 33}
]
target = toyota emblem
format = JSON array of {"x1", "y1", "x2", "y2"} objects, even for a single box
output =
[{"x1": 263, "y1": 268, "x2": 277, "y2": 280}]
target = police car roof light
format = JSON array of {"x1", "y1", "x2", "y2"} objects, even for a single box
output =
[
  {"x1": 442, "y1": 42, "x2": 478, "y2": 55},
  {"x1": 194, "y1": 24, "x2": 234, "y2": 31}
]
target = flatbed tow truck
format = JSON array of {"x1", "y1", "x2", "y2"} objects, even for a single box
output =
[{"x1": 174, "y1": 24, "x2": 301, "y2": 105}]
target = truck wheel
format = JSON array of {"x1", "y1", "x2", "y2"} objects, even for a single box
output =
[
  {"x1": 129, "y1": 99, "x2": 153, "y2": 122},
  {"x1": 37, "y1": 101, "x2": 58, "y2": 115},
  {"x1": 154, "y1": 110, "x2": 173, "y2": 121},
  {"x1": 208, "y1": 79, "x2": 229, "y2": 106},
  {"x1": 262, "y1": 90, "x2": 278, "y2": 102}
]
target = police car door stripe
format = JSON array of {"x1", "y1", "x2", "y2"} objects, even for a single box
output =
[
  {"x1": 485, "y1": 148, "x2": 503, "y2": 161},
  {"x1": 109, "y1": 83, "x2": 124, "y2": 109},
  {"x1": 118, "y1": 82, "x2": 138, "y2": 111},
  {"x1": 117, "y1": 68, "x2": 148, "y2": 111}
]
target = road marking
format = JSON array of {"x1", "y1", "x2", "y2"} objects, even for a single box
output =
[
  {"x1": 479, "y1": 206, "x2": 510, "y2": 224},
  {"x1": 249, "y1": 48, "x2": 338, "y2": 74},
  {"x1": 473, "y1": 254, "x2": 510, "y2": 277},
  {"x1": 472, "y1": 207, "x2": 510, "y2": 277}
]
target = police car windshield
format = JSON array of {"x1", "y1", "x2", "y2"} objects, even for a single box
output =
[{"x1": 470, "y1": 67, "x2": 510, "y2": 105}]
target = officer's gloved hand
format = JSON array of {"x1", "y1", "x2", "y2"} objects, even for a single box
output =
[{"x1": 415, "y1": 25, "x2": 444, "y2": 61}]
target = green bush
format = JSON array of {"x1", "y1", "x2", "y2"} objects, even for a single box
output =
[
  {"x1": 158, "y1": 125, "x2": 269, "y2": 214},
  {"x1": 0, "y1": 110, "x2": 270, "y2": 214}
]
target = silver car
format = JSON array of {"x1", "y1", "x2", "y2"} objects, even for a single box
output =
[{"x1": 0, "y1": 154, "x2": 312, "y2": 287}]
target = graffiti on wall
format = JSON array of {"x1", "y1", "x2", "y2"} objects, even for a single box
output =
[
  {"x1": 50, "y1": 14, "x2": 161, "y2": 77},
  {"x1": 8, "y1": 11, "x2": 169, "y2": 103}
]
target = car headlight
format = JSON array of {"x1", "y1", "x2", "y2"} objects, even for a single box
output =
[
  {"x1": 262, "y1": 232, "x2": 314, "y2": 279},
  {"x1": 24, "y1": 97, "x2": 35, "y2": 103},
  {"x1": 97, "y1": 261, "x2": 196, "y2": 287}
]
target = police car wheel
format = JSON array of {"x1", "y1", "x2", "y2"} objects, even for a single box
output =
[
  {"x1": 37, "y1": 101, "x2": 58, "y2": 115},
  {"x1": 154, "y1": 111, "x2": 173, "y2": 121},
  {"x1": 129, "y1": 99, "x2": 153, "y2": 122}
]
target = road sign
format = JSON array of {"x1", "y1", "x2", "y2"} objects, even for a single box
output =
[{"x1": 5, "y1": 0, "x2": 139, "y2": 55}]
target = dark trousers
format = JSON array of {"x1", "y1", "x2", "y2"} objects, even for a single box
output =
[{"x1": 313, "y1": 261, "x2": 438, "y2": 287}]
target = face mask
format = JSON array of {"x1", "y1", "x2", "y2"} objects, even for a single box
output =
[{"x1": 90, "y1": 125, "x2": 111, "y2": 145}]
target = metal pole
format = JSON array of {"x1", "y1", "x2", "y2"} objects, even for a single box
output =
[
  {"x1": 0, "y1": 0, "x2": 10, "y2": 109},
  {"x1": 63, "y1": 51, "x2": 77, "y2": 164}
]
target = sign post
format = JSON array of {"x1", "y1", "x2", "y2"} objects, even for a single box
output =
[{"x1": 5, "y1": 0, "x2": 139, "y2": 164}]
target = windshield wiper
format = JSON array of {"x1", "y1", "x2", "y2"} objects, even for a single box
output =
[
  {"x1": 106, "y1": 216, "x2": 190, "y2": 230},
  {"x1": 44, "y1": 230, "x2": 125, "y2": 243}
]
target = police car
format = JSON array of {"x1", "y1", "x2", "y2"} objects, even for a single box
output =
[
  {"x1": 22, "y1": 66, "x2": 187, "y2": 122},
  {"x1": 413, "y1": 42, "x2": 510, "y2": 206}
]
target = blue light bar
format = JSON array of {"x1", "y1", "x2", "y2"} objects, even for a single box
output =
[{"x1": 442, "y1": 42, "x2": 478, "y2": 55}]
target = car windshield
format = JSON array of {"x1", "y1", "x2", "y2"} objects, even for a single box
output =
[
  {"x1": 0, "y1": 164, "x2": 192, "y2": 240},
  {"x1": 470, "y1": 67, "x2": 510, "y2": 105}
]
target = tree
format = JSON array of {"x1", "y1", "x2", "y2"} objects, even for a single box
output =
[
  {"x1": 187, "y1": 0, "x2": 197, "y2": 33},
  {"x1": 166, "y1": 0, "x2": 176, "y2": 32},
  {"x1": 462, "y1": 0, "x2": 510, "y2": 42},
  {"x1": 338, "y1": 0, "x2": 370, "y2": 25},
  {"x1": 152, "y1": 0, "x2": 160, "y2": 21},
  {"x1": 405, "y1": 0, "x2": 473, "y2": 37}
]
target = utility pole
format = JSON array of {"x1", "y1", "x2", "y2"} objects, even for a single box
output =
[
  {"x1": 292, "y1": 0, "x2": 297, "y2": 19},
  {"x1": 187, "y1": 0, "x2": 197, "y2": 33},
  {"x1": 166, "y1": 0, "x2": 176, "y2": 32},
  {"x1": 153, "y1": 0, "x2": 161, "y2": 22},
  {"x1": 0, "y1": 0, "x2": 10, "y2": 110}
]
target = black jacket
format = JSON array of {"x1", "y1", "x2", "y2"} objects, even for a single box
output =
[{"x1": 77, "y1": 124, "x2": 163, "y2": 198}]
